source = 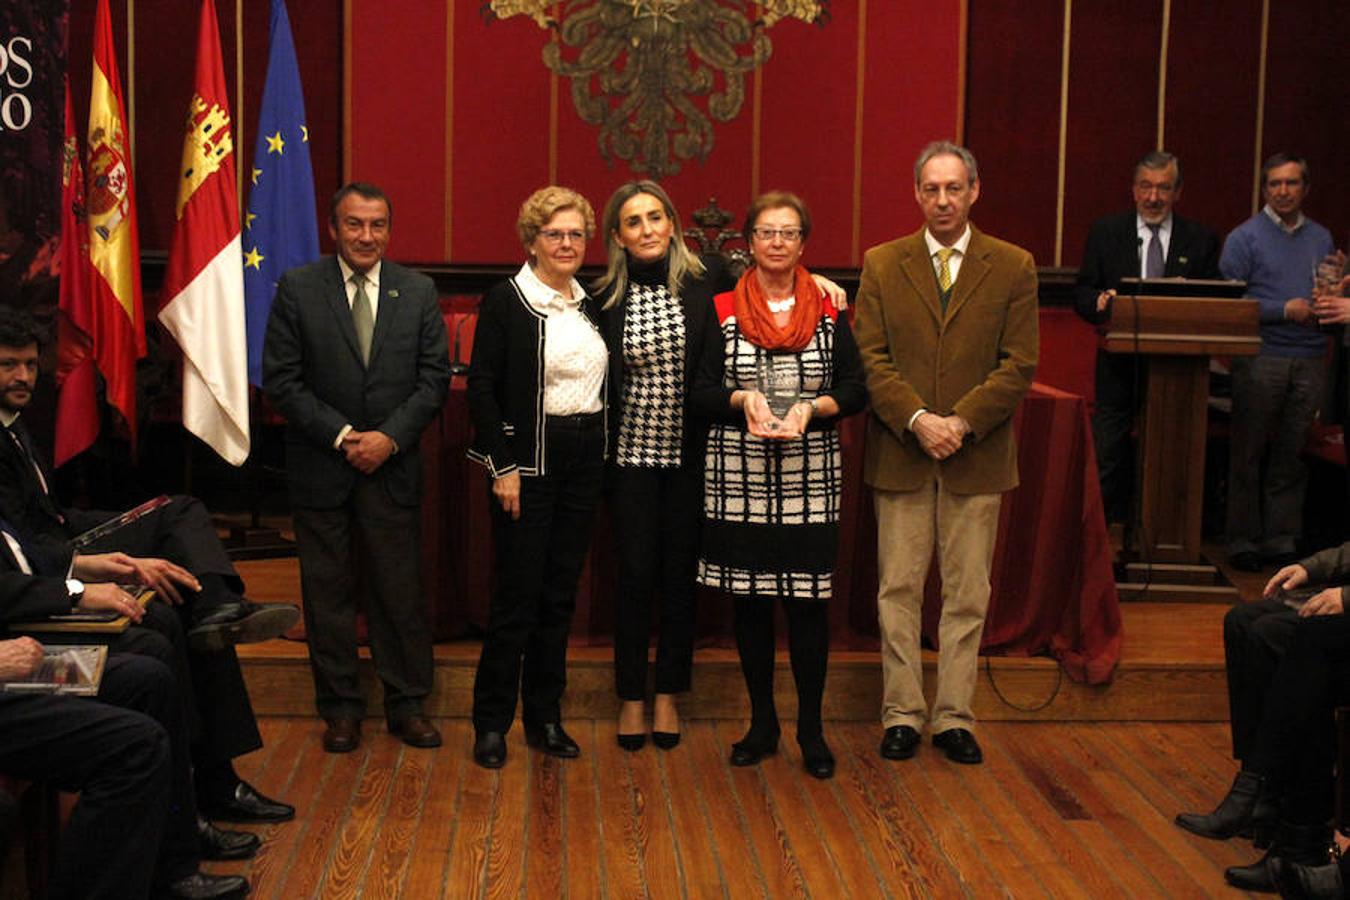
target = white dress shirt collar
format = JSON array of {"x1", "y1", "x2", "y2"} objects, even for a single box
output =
[
  {"x1": 923, "y1": 225, "x2": 972, "y2": 284},
  {"x1": 1263, "y1": 204, "x2": 1307, "y2": 235},
  {"x1": 514, "y1": 261, "x2": 584, "y2": 315}
]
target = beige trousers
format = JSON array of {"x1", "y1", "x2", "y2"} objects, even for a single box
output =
[{"x1": 874, "y1": 480, "x2": 1002, "y2": 734}]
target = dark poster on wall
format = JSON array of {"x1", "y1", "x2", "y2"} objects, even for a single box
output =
[{"x1": 0, "y1": 0, "x2": 67, "y2": 319}]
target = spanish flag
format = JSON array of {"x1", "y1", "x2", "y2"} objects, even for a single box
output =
[
  {"x1": 86, "y1": 0, "x2": 146, "y2": 444},
  {"x1": 159, "y1": 0, "x2": 250, "y2": 465}
]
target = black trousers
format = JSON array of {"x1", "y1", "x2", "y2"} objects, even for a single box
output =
[
  {"x1": 1223, "y1": 598, "x2": 1299, "y2": 762},
  {"x1": 1248, "y1": 614, "x2": 1350, "y2": 825},
  {"x1": 473, "y1": 414, "x2": 604, "y2": 734},
  {"x1": 75, "y1": 494, "x2": 264, "y2": 766},
  {"x1": 1090, "y1": 350, "x2": 1140, "y2": 523},
  {"x1": 609, "y1": 464, "x2": 701, "y2": 700},
  {"x1": 294, "y1": 477, "x2": 431, "y2": 722},
  {"x1": 0, "y1": 653, "x2": 200, "y2": 899},
  {"x1": 733, "y1": 594, "x2": 830, "y2": 739}
]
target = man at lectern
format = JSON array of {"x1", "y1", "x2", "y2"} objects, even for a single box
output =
[
  {"x1": 1221, "y1": 153, "x2": 1334, "y2": 572},
  {"x1": 1072, "y1": 150, "x2": 1221, "y2": 528}
]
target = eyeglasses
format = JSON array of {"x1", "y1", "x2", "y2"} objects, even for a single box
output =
[
  {"x1": 539, "y1": 229, "x2": 587, "y2": 245},
  {"x1": 751, "y1": 227, "x2": 803, "y2": 242},
  {"x1": 1134, "y1": 181, "x2": 1176, "y2": 197}
]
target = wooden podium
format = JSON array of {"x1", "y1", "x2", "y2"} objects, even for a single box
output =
[{"x1": 1105, "y1": 293, "x2": 1258, "y2": 581}]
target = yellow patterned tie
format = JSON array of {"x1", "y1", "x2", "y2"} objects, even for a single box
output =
[{"x1": 936, "y1": 248, "x2": 954, "y2": 293}]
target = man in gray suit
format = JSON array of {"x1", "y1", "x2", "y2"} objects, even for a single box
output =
[{"x1": 263, "y1": 183, "x2": 452, "y2": 753}]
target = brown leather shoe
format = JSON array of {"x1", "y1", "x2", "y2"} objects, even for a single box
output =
[
  {"x1": 389, "y1": 715, "x2": 442, "y2": 748},
  {"x1": 322, "y1": 717, "x2": 361, "y2": 753}
]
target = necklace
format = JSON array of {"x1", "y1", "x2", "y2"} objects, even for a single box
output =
[{"x1": 766, "y1": 295, "x2": 796, "y2": 314}]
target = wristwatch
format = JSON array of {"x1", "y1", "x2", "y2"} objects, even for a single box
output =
[{"x1": 66, "y1": 577, "x2": 85, "y2": 608}]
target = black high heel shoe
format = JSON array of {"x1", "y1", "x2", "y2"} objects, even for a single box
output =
[
  {"x1": 651, "y1": 730, "x2": 680, "y2": 750},
  {"x1": 617, "y1": 732, "x2": 647, "y2": 751},
  {"x1": 729, "y1": 725, "x2": 780, "y2": 767},
  {"x1": 798, "y1": 733, "x2": 835, "y2": 779}
]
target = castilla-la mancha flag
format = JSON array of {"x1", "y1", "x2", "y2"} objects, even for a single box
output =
[
  {"x1": 86, "y1": 0, "x2": 146, "y2": 443},
  {"x1": 159, "y1": 0, "x2": 250, "y2": 465}
]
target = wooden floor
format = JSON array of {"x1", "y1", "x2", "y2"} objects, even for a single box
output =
[{"x1": 209, "y1": 717, "x2": 1259, "y2": 899}]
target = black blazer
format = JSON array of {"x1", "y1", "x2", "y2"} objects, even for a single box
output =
[
  {"x1": 263, "y1": 257, "x2": 452, "y2": 509},
  {"x1": 1073, "y1": 211, "x2": 1222, "y2": 325},
  {"x1": 467, "y1": 276, "x2": 608, "y2": 478},
  {"x1": 600, "y1": 254, "x2": 733, "y2": 471},
  {"x1": 0, "y1": 535, "x2": 70, "y2": 625},
  {"x1": 0, "y1": 419, "x2": 83, "y2": 576}
]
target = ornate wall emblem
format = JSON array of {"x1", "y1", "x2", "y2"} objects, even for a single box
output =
[{"x1": 486, "y1": 1, "x2": 827, "y2": 177}]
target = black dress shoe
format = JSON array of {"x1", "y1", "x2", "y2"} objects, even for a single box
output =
[
  {"x1": 798, "y1": 734, "x2": 835, "y2": 780},
  {"x1": 196, "y1": 816, "x2": 261, "y2": 861},
  {"x1": 1230, "y1": 551, "x2": 1263, "y2": 573},
  {"x1": 617, "y1": 732, "x2": 646, "y2": 752},
  {"x1": 188, "y1": 602, "x2": 300, "y2": 652},
  {"x1": 524, "y1": 722, "x2": 580, "y2": 758},
  {"x1": 389, "y1": 715, "x2": 442, "y2": 748},
  {"x1": 1269, "y1": 854, "x2": 1347, "y2": 899},
  {"x1": 879, "y1": 725, "x2": 921, "y2": 760},
  {"x1": 322, "y1": 717, "x2": 361, "y2": 753},
  {"x1": 473, "y1": 731, "x2": 507, "y2": 768},
  {"x1": 729, "y1": 726, "x2": 780, "y2": 767},
  {"x1": 1225, "y1": 821, "x2": 1332, "y2": 892},
  {"x1": 165, "y1": 871, "x2": 249, "y2": 899},
  {"x1": 932, "y1": 728, "x2": 984, "y2": 764},
  {"x1": 200, "y1": 779, "x2": 295, "y2": 823},
  {"x1": 1174, "y1": 770, "x2": 1269, "y2": 841}
]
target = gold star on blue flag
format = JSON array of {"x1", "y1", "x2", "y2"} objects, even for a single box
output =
[{"x1": 243, "y1": 0, "x2": 319, "y2": 386}]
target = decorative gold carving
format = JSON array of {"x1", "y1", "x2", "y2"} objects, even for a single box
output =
[{"x1": 487, "y1": 1, "x2": 827, "y2": 177}]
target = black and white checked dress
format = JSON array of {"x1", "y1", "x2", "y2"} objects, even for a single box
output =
[
  {"x1": 615, "y1": 282, "x2": 685, "y2": 467},
  {"x1": 697, "y1": 313, "x2": 844, "y2": 600}
]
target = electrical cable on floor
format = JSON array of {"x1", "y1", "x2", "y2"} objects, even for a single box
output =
[{"x1": 984, "y1": 655, "x2": 1063, "y2": 713}]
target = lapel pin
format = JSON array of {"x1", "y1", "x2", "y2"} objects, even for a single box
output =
[
  {"x1": 1178, "y1": 256, "x2": 1188, "y2": 265},
  {"x1": 387, "y1": 288, "x2": 399, "y2": 298}
]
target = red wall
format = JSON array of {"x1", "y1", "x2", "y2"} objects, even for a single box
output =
[{"x1": 71, "y1": 0, "x2": 1348, "y2": 270}]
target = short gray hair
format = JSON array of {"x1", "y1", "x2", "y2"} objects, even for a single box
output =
[
  {"x1": 914, "y1": 141, "x2": 979, "y2": 185},
  {"x1": 1135, "y1": 150, "x2": 1182, "y2": 187}
]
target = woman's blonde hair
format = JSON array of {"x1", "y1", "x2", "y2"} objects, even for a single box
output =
[
  {"x1": 593, "y1": 180, "x2": 705, "y2": 309},
  {"x1": 516, "y1": 185, "x2": 596, "y2": 249}
]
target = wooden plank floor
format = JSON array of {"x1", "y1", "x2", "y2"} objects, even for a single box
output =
[{"x1": 205, "y1": 718, "x2": 1260, "y2": 899}]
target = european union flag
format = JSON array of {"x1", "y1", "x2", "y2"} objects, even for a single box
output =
[{"x1": 242, "y1": 0, "x2": 319, "y2": 386}]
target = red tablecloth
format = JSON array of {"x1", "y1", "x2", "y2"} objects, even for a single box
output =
[{"x1": 420, "y1": 306, "x2": 1123, "y2": 684}]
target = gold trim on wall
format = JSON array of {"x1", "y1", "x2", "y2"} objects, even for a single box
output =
[
  {"x1": 1252, "y1": 0, "x2": 1269, "y2": 213},
  {"x1": 126, "y1": 0, "x2": 135, "y2": 158},
  {"x1": 342, "y1": 0, "x2": 351, "y2": 184},
  {"x1": 445, "y1": 0, "x2": 455, "y2": 260},
  {"x1": 850, "y1": 0, "x2": 867, "y2": 265},
  {"x1": 547, "y1": 9, "x2": 559, "y2": 187},
  {"x1": 750, "y1": 65, "x2": 763, "y2": 201},
  {"x1": 955, "y1": 0, "x2": 968, "y2": 144},
  {"x1": 1156, "y1": 0, "x2": 1171, "y2": 149},
  {"x1": 1054, "y1": 0, "x2": 1072, "y2": 267},
  {"x1": 236, "y1": 0, "x2": 244, "y2": 212}
]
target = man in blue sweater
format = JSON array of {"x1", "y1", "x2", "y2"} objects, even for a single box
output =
[{"x1": 1223, "y1": 153, "x2": 1335, "y2": 571}]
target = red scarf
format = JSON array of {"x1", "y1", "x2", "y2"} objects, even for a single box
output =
[{"x1": 732, "y1": 266, "x2": 823, "y2": 352}]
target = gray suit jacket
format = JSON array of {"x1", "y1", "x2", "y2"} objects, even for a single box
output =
[{"x1": 262, "y1": 257, "x2": 452, "y2": 508}]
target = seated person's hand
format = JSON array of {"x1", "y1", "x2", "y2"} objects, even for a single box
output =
[
  {"x1": 80, "y1": 582, "x2": 146, "y2": 623},
  {"x1": 1300, "y1": 586, "x2": 1345, "y2": 618},
  {"x1": 1263, "y1": 563, "x2": 1308, "y2": 597},
  {"x1": 0, "y1": 636, "x2": 43, "y2": 680},
  {"x1": 105, "y1": 554, "x2": 199, "y2": 606}
]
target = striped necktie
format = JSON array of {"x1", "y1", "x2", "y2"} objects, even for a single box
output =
[{"x1": 936, "y1": 248, "x2": 955, "y2": 293}]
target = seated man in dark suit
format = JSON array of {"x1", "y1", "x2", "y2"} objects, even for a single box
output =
[
  {"x1": 0, "y1": 631, "x2": 251, "y2": 899},
  {"x1": 0, "y1": 307, "x2": 297, "y2": 823},
  {"x1": 1073, "y1": 150, "x2": 1221, "y2": 526}
]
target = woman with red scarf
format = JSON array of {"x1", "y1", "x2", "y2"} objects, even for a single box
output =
[{"x1": 691, "y1": 192, "x2": 866, "y2": 779}]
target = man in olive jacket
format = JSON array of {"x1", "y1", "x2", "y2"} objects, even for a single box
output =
[{"x1": 854, "y1": 141, "x2": 1038, "y2": 765}]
